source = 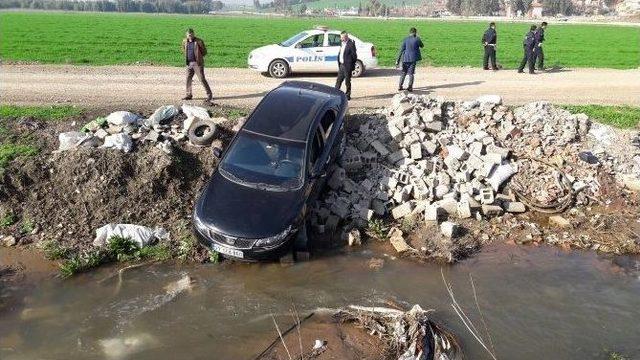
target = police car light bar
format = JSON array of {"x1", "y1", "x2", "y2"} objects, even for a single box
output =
[{"x1": 314, "y1": 25, "x2": 329, "y2": 31}]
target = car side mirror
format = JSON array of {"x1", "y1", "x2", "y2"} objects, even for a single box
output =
[
  {"x1": 295, "y1": 43, "x2": 302, "y2": 49},
  {"x1": 212, "y1": 147, "x2": 222, "y2": 159}
]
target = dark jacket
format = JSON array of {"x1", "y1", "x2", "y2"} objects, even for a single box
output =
[
  {"x1": 482, "y1": 28, "x2": 497, "y2": 45},
  {"x1": 523, "y1": 30, "x2": 536, "y2": 50},
  {"x1": 534, "y1": 28, "x2": 545, "y2": 45},
  {"x1": 182, "y1": 37, "x2": 207, "y2": 66},
  {"x1": 397, "y1": 35, "x2": 424, "y2": 63},
  {"x1": 338, "y1": 39, "x2": 358, "y2": 70}
]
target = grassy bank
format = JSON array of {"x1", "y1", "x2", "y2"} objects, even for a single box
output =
[
  {"x1": 0, "y1": 105, "x2": 82, "y2": 169},
  {"x1": 1, "y1": 12, "x2": 638, "y2": 69},
  {"x1": 563, "y1": 104, "x2": 640, "y2": 129}
]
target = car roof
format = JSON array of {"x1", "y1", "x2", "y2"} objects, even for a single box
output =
[
  {"x1": 242, "y1": 81, "x2": 344, "y2": 142},
  {"x1": 303, "y1": 29, "x2": 362, "y2": 42}
]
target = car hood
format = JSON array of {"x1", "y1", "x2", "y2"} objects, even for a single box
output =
[
  {"x1": 251, "y1": 44, "x2": 282, "y2": 56},
  {"x1": 194, "y1": 171, "x2": 305, "y2": 239}
]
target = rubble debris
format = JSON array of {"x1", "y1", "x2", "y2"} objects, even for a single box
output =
[
  {"x1": 389, "y1": 228, "x2": 410, "y2": 253},
  {"x1": 1, "y1": 235, "x2": 17, "y2": 247},
  {"x1": 58, "y1": 131, "x2": 98, "y2": 151},
  {"x1": 102, "y1": 133, "x2": 133, "y2": 153},
  {"x1": 144, "y1": 105, "x2": 179, "y2": 128},
  {"x1": 309, "y1": 92, "x2": 640, "y2": 261},
  {"x1": 549, "y1": 215, "x2": 572, "y2": 229},
  {"x1": 105, "y1": 111, "x2": 141, "y2": 126},
  {"x1": 334, "y1": 304, "x2": 462, "y2": 360},
  {"x1": 347, "y1": 228, "x2": 361, "y2": 246},
  {"x1": 440, "y1": 221, "x2": 459, "y2": 238},
  {"x1": 93, "y1": 224, "x2": 170, "y2": 248}
]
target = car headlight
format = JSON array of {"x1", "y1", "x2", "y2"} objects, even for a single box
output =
[{"x1": 254, "y1": 225, "x2": 295, "y2": 248}]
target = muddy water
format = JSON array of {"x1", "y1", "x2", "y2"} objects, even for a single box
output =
[{"x1": 1, "y1": 244, "x2": 640, "y2": 360}]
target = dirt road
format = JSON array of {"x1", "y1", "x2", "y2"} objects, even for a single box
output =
[{"x1": 2, "y1": 65, "x2": 639, "y2": 110}]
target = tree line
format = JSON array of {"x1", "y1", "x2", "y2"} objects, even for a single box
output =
[{"x1": 0, "y1": 0, "x2": 225, "y2": 13}]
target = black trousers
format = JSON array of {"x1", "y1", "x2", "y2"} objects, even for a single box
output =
[
  {"x1": 335, "y1": 63, "x2": 353, "y2": 97},
  {"x1": 518, "y1": 47, "x2": 535, "y2": 73},
  {"x1": 398, "y1": 61, "x2": 417, "y2": 89},
  {"x1": 483, "y1": 45, "x2": 497, "y2": 70},
  {"x1": 534, "y1": 46, "x2": 544, "y2": 69}
]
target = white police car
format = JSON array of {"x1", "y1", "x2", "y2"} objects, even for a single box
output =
[{"x1": 248, "y1": 27, "x2": 379, "y2": 78}]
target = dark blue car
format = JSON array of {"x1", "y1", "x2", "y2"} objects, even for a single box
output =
[{"x1": 193, "y1": 81, "x2": 347, "y2": 260}]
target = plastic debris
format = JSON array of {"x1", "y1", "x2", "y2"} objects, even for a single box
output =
[{"x1": 93, "y1": 224, "x2": 170, "y2": 248}]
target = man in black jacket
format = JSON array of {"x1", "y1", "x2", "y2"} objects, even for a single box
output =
[
  {"x1": 517, "y1": 25, "x2": 537, "y2": 74},
  {"x1": 335, "y1": 31, "x2": 357, "y2": 100},
  {"x1": 533, "y1": 22, "x2": 547, "y2": 71},
  {"x1": 482, "y1": 22, "x2": 498, "y2": 70}
]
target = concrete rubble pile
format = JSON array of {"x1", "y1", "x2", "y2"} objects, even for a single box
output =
[
  {"x1": 310, "y1": 93, "x2": 640, "y2": 257},
  {"x1": 57, "y1": 105, "x2": 224, "y2": 154}
]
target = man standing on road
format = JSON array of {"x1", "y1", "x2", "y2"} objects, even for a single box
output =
[
  {"x1": 182, "y1": 28, "x2": 213, "y2": 104},
  {"x1": 335, "y1": 31, "x2": 357, "y2": 100},
  {"x1": 533, "y1": 22, "x2": 548, "y2": 71},
  {"x1": 396, "y1": 27, "x2": 424, "y2": 92},
  {"x1": 517, "y1": 25, "x2": 537, "y2": 74},
  {"x1": 482, "y1": 22, "x2": 498, "y2": 71}
]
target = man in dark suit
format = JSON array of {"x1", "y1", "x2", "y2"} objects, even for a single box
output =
[
  {"x1": 482, "y1": 22, "x2": 498, "y2": 71},
  {"x1": 517, "y1": 25, "x2": 537, "y2": 74},
  {"x1": 533, "y1": 22, "x2": 547, "y2": 71},
  {"x1": 335, "y1": 31, "x2": 357, "y2": 100},
  {"x1": 395, "y1": 27, "x2": 424, "y2": 92}
]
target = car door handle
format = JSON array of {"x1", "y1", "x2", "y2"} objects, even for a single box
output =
[{"x1": 314, "y1": 50, "x2": 324, "y2": 53}]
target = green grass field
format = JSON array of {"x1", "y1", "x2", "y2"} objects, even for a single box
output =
[{"x1": 1, "y1": 12, "x2": 639, "y2": 69}]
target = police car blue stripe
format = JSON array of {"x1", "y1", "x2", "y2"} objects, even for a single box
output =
[{"x1": 324, "y1": 56, "x2": 338, "y2": 61}]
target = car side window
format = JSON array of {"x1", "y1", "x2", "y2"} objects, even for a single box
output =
[
  {"x1": 327, "y1": 34, "x2": 341, "y2": 47},
  {"x1": 298, "y1": 34, "x2": 323, "y2": 49},
  {"x1": 309, "y1": 128, "x2": 324, "y2": 168}
]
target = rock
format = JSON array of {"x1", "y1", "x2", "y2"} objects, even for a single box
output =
[
  {"x1": 144, "y1": 130, "x2": 161, "y2": 142},
  {"x1": 476, "y1": 95, "x2": 503, "y2": 105},
  {"x1": 2, "y1": 235, "x2": 16, "y2": 247},
  {"x1": 549, "y1": 215, "x2": 572, "y2": 228},
  {"x1": 440, "y1": 221, "x2": 459, "y2": 238},
  {"x1": 622, "y1": 175, "x2": 640, "y2": 193},
  {"x1": 481, "y1": 204, "x2": 503, "y2": 216},
  {"x1": 392, "y1": 202, "x2": 414, "y2": 219},
  {"x1": 425, "y1": 204, "x2": 441, "y2": 221},
  {"x1": 348, "y1": 229, "x2": 362, "y2": 246},
  {"x1": 503, "y1": 201, "x2": 526, "y2": 213},
  {"x1": 389, "y1": 228, "x2": 410, "y2": 253}
]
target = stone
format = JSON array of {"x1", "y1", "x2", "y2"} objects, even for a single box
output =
[
  {"x1": 410, "y1": 143, "x2": 422, "y2": 160},
  {"x1": 389, "y1": 228, "x2": 410, "y2": 253},
  {"x1": 503, "y1": 201, "x2": 526, "y2": 213},
  {"x1": 481, "y1": 204, "x2": 503, "y2": 216},
  {"x1": 479, "y1": 188, "x2": 495, "y2": 205},
  {"x1": 2, "y1": 235, "x2": 17, "y2": 247},
  {"x1": 370, "y1": 140, "x2": 390, "y2": 156},
  {"x1": 144, "y1": 130, "x2": 161, "y2": 142},
  {"x1": 94, "y1": 128, "x2": 109, "y2": 139},
  {"x1": 328, "y1": 167, "x2": 345, "y2": 190},
  {"x1": 425, "y1": 204, "x2": 441, "y2": 221},
  {"x1": 549, "y1": 215, "x2": 572, "y2": 228},
  {"x1": 348, "y1": 229, "x2": 362, "y2": 246},
  {"x1": 440, "y1": 221, "x2": 459, "y2": 238},
  {"x1": 392, "y1": 202, "x2": 414, "y2": 219},
  {"x1": 457, "y1": 201, "x2": 472, "y2": 219}
]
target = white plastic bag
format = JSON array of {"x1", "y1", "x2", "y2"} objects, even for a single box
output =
[
  {"x1": 106, "y1": 111, "x2": 141, "y2": 126},
  {"x1": 102, "y1": 133, "x2": 133, "y2": 153},
  {"x1": 144, "y1": 105, "x2": 179, "y2": 128},
  {"x1": 58, "y1": 131, "x2": 91, "y2": 151},
  {"x1": 93, "y1": 224, "x2": 170, "y2": 248},
  {"x1": 488, "y1": 164, "x2": 517, "y2": 191}
]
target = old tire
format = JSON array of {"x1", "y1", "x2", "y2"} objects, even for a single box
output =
[
  {"x1": 188, "y1": 119, "x2": 217, "y2": 146},
  {"x1": 268, "y1": 59, "x2": 290, "y2": 78},
  {"x1": 351, "y1": 60, "x2": 364, "y2": 78}
]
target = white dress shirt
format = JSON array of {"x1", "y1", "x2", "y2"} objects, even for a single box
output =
[{"x1": 339, "y1": 41, "x2": 347, "y2": 64}]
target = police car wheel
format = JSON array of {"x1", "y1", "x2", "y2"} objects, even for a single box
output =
[
  {"x1": 352, "y1": 61, "x2": 364, "y2": 78},
  {"x1": 269, "y1": 59, "x2": 289, "y2": 78}
]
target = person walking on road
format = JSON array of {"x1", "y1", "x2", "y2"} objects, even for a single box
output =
[
  {"x1": 518, "y1": 25, "x2": 537, "y2": 74},
  {"x1": 482, "y1": 22, "x2": 498, "y2": 71},
  {"x1": 533, "y1": 22, "x2": 548, "y2": 71},
  {"x1": 335, "y1": 31, "x2": 357, "y2": 100},
  {"x1": 182, "y1": 28, "x2": 213, "y2": 104},
  {"x1": 395, "y1": 27, "x2": 424, "y2": 92}
]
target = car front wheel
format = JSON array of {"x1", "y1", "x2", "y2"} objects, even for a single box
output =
[
  {"x1": 268, "y1": 59, "x2": 290, "y2": 78},
  {"x1": 351, "y1": 60, "x2": 364, "y2": 78}
]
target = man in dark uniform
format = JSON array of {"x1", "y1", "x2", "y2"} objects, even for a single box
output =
[
  {"x1": 533, "y1": 22, "x2": 547, "y2": 71},
  {"x1": 482, "y1": 22, "x2": 498, "y2": 70},
  {"x1": 335, "y1": 31, "x2": 357, "y2": 100},
  {"x1": 395, "y1": 27, "x2": 424, "y2": 92},
  {"x1": 181, "y1": 28, "x2": 213, "y2": 103},
  {"x1": 517, "y1": 25, "x2": 537, "y2": 74}
]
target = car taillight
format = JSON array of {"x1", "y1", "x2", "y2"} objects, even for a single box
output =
[{"x1": 371, "y1": 46, "x2": 377, "y2": 57}]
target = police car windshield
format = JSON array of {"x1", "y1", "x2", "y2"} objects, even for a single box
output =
[
  {"x1": 279, "y1": 32, "x2": 308, "y2": 47},
  {"x1": 219, "y1": 131, "x2": 305, "y2": 191}
]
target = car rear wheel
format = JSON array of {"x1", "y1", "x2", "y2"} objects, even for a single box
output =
[
  {"x1": 351, "y1": 60, "x2": 364, "y2": 78},
  {"x1": 268, "y1": 59, "x2": 290, "y2": 78}
]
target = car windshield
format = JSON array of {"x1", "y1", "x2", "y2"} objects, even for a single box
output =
[
  {"x1": 219, "y1": 131, "x2": 305, "y2": 191},
  {"x1": 279, "y1": 31, "x2": 308, "y2": 47}
]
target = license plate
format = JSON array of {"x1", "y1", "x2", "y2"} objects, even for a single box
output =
[{"x1": 212, "y1": 243, "x2": 244, "y2": 259}]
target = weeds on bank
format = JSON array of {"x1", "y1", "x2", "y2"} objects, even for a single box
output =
[
  {"x1": 20, "y1": 217, "x2": 35, "y2": 235},
  {"x1": 563, "y1": 104, "x2": 640, "y2": 129},
  {"x1": 0, "y1": 212, "x2": 17, "y2": 228},
  {"x1": 0, "y1": 105, "x2": 82, "y2": 121},
  {"x1": 0, "y1": 144, "x2": 38, "y2": 169},
  {"x1": 366, "y1": 219, "x2": 389, "y2": 240},
  {"x1": 607, "y1": 351, "x2": 630, "y2": 360},
  {"x1": 40, "y1": 240, "x2": 71, "y2": 260},
  {"x1": 58, "y1": 236, "x2": 173, "y2": 278}
]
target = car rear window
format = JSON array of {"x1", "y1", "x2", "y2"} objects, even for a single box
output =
[{"x1": 279, "y1": 32, "x2": 308, "y2": 47}]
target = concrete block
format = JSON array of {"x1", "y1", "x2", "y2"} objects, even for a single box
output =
[
  {"x1": 371, "y1": 199, "x2": 386, "y2": 216},
  {"x1": 446, "y1": 145, "x2": 467, "y2": 160},
  {"x1": 484, "y1": 152, "x2": 503, "y2": 165},
  {"x1": 392, "y1": 202, "x2": 414, "y2": 219},
  {"x1": 468, "y1": 141, "x2": 483, "y2": 156},
  {"x1": 370, "y1": 140, "x2": 390, "y2": 156},
  {"x1": 503, "y1": 201, "x2": 526, "y2": 213},
  {"x1": 425, "y1": 204, "x2": 441, "y2": 221},
  {"x1": 410, "y1": 143, "x2": 422, "y2": 160},
  {"x1": 480, "y1": 187, "x2": 495, "y2": 205},
  {"x1": 424, "y1": 121, "x2": 443, "y2": 133},
  {"x1": 348, "y1": 229, "x2": 362, "y2": 246},
  {"x1": 328, "y1": 167, "x2": 345, "y2": 190},
  {"x1": 388, "y1": 149, "x2": 408, "y2": 164},
  {"x1": 481, "y1": 204, "x2": 503, "y2": 216},
  {"x1": 457, "y1": 201, "x2": 472, "y2": 219},
  {"x1": 444, "y1": 156, "x2": 461, "y2": 171},
  {"x1": 423, "y1": 141, "x2": 438, "y2": 155},
  {"x1": 382, "y1": 176, "x2": 398, "y2": 190},
  {"x1": 439, "y1": 198, "x2": 458, "y2": 215},
  {"x1": 440, "y1": 221, "x2": 459, "y2": 238},
  {"x1": 389, "y1": 229, "x2": 410, "y2": 253},
  {"x1": 330, "y1": 198, "x2": 350, "y2": 219},
  {"x1": 435, "y1": 184, "x2": 450, "y2": 199}
]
